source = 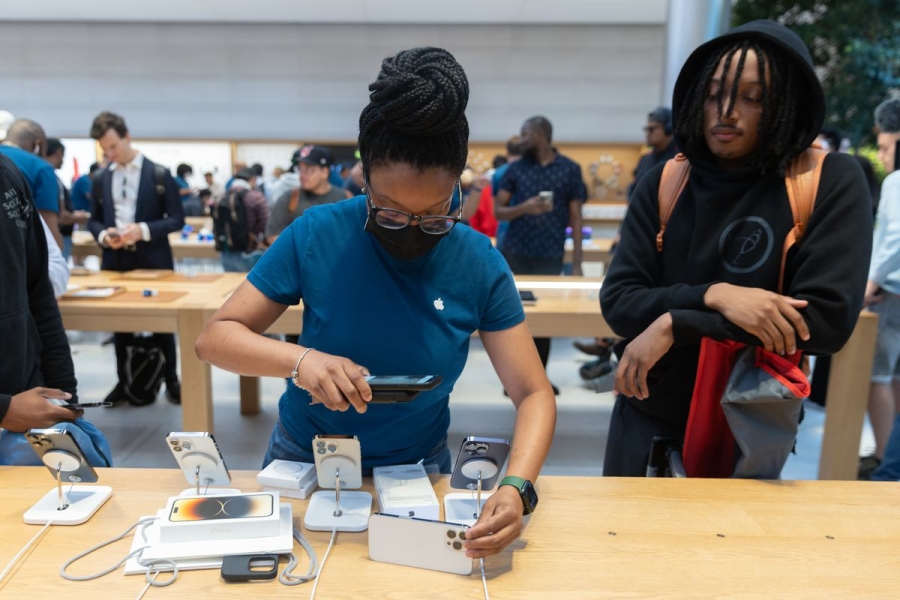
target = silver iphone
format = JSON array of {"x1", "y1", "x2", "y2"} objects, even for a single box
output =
[
  {"x1": 166, "y1": 431, "x2": 231, "y2": 486},
  {"x1": 368, "y1": 513, "x2": 473, "y2": 575}
]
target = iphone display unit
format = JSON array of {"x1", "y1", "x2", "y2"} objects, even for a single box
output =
[
  {"x1": 166, "y1": 432, "x2": 232, "y2": 487},
  {"x1": 49, "y1": 399, "x2": 113, "y2": 408},
  {"x1": 365, "y1": 375, "x2": 442, "y2": 404},
  {"x1": 368, "y1": 513, "x2": 472, "y2": 575},
  {"x1": 449, "y1": 436, "x2": 510, "y2": 490},
  {"x1": 313, "y1": 434, "x2": 362, "y2": 489},
  {"x1": 168, "y1": 493, "x2": 275, "y2": 522},
  {"x1": 25, "y1": 428, "x2": 99, "y2": 483}
]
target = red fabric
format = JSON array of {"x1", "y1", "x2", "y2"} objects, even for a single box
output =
[
  {"x1": 469, "y1": 186, "x2": 498, "y2": 237},
  {"x1": 681, "y1": 338, "x2": 805, "y2": 478}
]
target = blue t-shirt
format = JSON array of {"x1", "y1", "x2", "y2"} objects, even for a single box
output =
[
  {"x1": 0, "y1": 146, "x2": 60, "y2": 213},
  {"x1": 175, "y1": 175, "x2": 194, "y2": 203},
  {"x1": 498, "y1": 153, "x2": 586, "y2": 259},
  {"x1": 70, "y1": 174, "x2": 93, "y2": 212},
  {"x1": 247, "y1": 196, "x2": 524, "y2": 468}
]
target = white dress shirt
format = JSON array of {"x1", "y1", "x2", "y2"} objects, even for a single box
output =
[
  {"x1": 99, "y1": 153, "x2": 151, "y2": 246},
  {"x1": 40, "y1": 213, "x2": 69, "y2": 297}
]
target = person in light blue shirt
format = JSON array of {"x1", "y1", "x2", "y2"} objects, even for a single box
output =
[
  {"x1": 866, "y1": 98, "x2": 900, "y2": 481},
  {"x1": 196, "y1": 47, "x2": 555, "y2": 560}
]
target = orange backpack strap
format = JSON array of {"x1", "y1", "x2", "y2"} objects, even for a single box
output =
[
  {"x1": 778, "y1": 145, "x2": 828, "y2": 293},
  {"x1": 656, "y1": 153, "x2": 691, "y2": 252},
  {"x1": 288, "y1": 188, "x2": 301, "y2": 214}
]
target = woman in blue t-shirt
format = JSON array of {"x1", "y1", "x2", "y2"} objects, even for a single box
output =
[{"x1": 196, "y1": 47, "x2": 556, "y2": 559}]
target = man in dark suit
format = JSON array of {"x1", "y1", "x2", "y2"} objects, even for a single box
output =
[{"x1": 87, "y1": 111, "x2": 185, "y2": 405}]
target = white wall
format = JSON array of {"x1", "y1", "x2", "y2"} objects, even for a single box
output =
[{"x1": 0, "y1": 22, "x2": 664, "y2": 143}]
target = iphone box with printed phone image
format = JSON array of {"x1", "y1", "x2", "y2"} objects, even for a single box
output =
[
  {"x1": 373, "y1": 464, "x2": 440, "y2": 520},
  {"x1": 257, "y1": 459, "x2": 318, "y2": 500},
  {"x1": 158, "y1": 491, "x2": 281, "y2": 543}
]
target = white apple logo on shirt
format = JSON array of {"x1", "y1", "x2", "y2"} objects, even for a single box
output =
[{"x1": 434, "y1": 298, "x2": 445, "y2": 311}]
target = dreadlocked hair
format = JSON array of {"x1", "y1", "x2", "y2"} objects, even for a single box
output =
[
  {"x1": 675, "y1": 38, "x2": 809, "y2": 175},
  {"x1": 358, "y1": 47, "x2": 469, "y2": 176}
]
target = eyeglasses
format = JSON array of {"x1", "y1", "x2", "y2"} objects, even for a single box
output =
[
  {"x1": 643, "y1": 125, "x2": 660, "y2": 133},
  {"x1": 364, "y1": 177, "x2": 463, "y2": 235}
]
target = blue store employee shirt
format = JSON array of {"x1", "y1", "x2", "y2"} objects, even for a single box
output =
[
  {"x1": 247, "y1": 196, "x2": 525, "y2": 468},
  {"x1": 498, "y1": 153, "x2": 586, "y2": 259},
  {"x1": 71, "y1": 174, "x2": 93, "y2": 212},
  {"x1": 0, "y1": 145, "x2": 60, "y2": 213}
]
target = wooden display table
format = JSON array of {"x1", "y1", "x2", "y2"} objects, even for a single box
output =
[
  {"x1": 0, "y1": 468, "x2": 897, "y2": 598},
  {"x1": 57, "y1": 271, "x2": 877, "y2": 480}
]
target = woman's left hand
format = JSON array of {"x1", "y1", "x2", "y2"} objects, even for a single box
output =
[{"x1": 462, "y1": 486, "x2": 525, "y2": 558}]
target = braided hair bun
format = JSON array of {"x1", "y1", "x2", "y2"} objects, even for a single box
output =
[{"x1": 359, "y1": 47, "x2": 470, "y2": 174}]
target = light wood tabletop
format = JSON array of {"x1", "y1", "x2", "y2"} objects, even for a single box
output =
[
  {"x1": 55, "y1": 270, "x2": 877, "y2": 481},
  {"x1": 71, "y1": 230, "x2": 220, "y2": 261},
  {"x1": 0, "y1": 467, "x2": 897, "y2": 599}
]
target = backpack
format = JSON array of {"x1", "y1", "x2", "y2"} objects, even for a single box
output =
[
  {"x1": 123, "y1": 335, "x2": 166, "y2": 406},
  {"x1": 213, "y1": 188, "x2": 250, "y2": 252},
  {"x1": 656, "y1": 146, "x2": 828, "y2": 293}
]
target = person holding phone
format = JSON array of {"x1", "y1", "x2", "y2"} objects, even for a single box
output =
[
  {"x1": 0, "y1": 154, "x2": 112, "y2": 467},
  {"x1": 197, "y1": 47, "x2": 556, "y2": 558}
]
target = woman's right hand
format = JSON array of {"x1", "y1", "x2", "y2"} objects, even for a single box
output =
[{"x1": 296, "y1": 350, "x2": 373, "y2": 413}]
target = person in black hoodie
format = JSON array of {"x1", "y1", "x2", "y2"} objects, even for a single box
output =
[
  {"x1": 0, "y1": 154, "x2": 84, "y2": 435},
  {"x1": 599, "y1": 20, "x2": 873, "y2": 476}
]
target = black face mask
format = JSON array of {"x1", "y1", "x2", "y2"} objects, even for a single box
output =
[{"x1": 365, "y1": 212, "x2": 449, "y2": 261}]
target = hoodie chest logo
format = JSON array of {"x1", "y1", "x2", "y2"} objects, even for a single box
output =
[{"x1": 718, "y1": 216, "x2": 774, "y2": 274}]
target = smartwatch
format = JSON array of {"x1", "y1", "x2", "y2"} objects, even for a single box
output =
[{"x1": 498, "y1": 476, "x2": 538, "y2": 515}]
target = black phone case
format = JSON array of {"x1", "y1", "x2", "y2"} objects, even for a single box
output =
[{"x1": 221, "y1": 554, "x2": 279, "y2": 582}]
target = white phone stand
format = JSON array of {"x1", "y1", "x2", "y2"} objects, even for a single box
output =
[
  {"x1": 443, "y1": 458, "x2": 498, "y2": 528},
  {"x1": 176, "y1": 448, "x2": 239, "y2": 496},
  {"x1": 304, "y1": 455, "x2": 371, "y2": 532},
  {"x1": 23, "y1": 451, "x2": 112, "y2": 525}
]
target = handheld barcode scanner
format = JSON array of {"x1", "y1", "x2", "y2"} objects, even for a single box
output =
[
  {"x1": 303, "y1": 435, "x2": 372, "y2": 532},
  {"x1": 23, "y1": 429, "x2": 112, "y2": 525}
]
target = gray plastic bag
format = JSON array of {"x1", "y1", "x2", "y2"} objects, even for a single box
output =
[{"x1": 721, "y1": 346, "x2": 809, "y2": 479}]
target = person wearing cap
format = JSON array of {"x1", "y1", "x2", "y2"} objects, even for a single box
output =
[
  {"x1": 265, "y1": 145, "x2": 351, "y2": 245},
  {"x1": 217, "y1": 166, "x2": 270, "y2": 273},
  {"x1": 863, "y1": 98, "x2": 900, "y2": 481},
  {"x1": 627, "y1": 107, "x2": 677, "y2": 200},
  {"x1": 599, "y1": 20, "x2": 873, "y2": 476}
]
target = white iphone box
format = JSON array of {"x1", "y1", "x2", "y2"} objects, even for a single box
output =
[
  {"x1": 373, "y1": 464, "x2": 440, "y2": 520},
  {"x1": 158, "y1": 491, "x2": 281, "y2": 543},
  {"x1": 257, "y1": 459, "x2": 318, "y2": 500}
]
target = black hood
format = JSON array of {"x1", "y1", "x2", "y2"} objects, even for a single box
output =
[{"x1": 672, "y1": 19, "x2": 825, "y2": 164}]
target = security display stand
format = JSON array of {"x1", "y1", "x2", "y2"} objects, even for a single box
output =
[
  {"x1": 443, "y1": 458, "x2": 497, "y2": 527},
  {"x1": 177, "y1": 454, "x2": 240, "y2": 497},
  {"x1": 24, "y1": 451, "x2": 112, "y2": 525},
  {"x1": 304, "y1": 457, "x2": 371, "y2": 532}
]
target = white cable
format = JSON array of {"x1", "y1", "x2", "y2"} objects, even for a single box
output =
[
  {"x1": 60, "y1": 517, "x2": 177, "y2": 587},
  {"x1": 0, "y1": 520, "x2": 53, "y2": 583},
  {"x1": 309, "y1": 527, "x2": 338, "y2": 600},
  {"x1": 279, "y1": 528, "x2": 319, "y2": 585},
  {"x1": 471, "y1": 488, "x2": 490, "y2": 600},
  {"x1": 135, "y1": 571, "x2": 159, "y2": 600}
]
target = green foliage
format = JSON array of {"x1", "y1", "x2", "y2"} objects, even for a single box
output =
[
  {"x1": 855, "y1": 145, "x2": 887, "y2": 184},
  {"x1": 732, "y1": 0, "x2": 900, "y2": 147}
]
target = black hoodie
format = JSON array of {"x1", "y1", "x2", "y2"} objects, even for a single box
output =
[
  {"x1": 0, "y1": 154, "x2": 78, "y2": 423},
  {"x1": 600, "y1": 20, "x2": 873, "y2": 425}
]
